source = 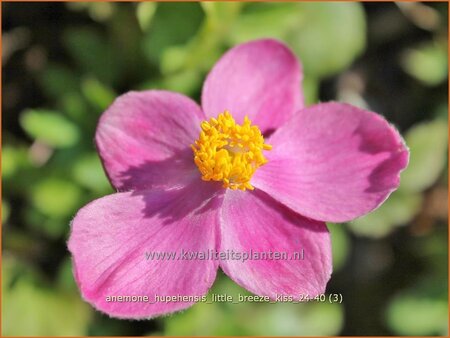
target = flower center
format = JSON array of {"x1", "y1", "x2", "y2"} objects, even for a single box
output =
[{"x1": 191, "y1": 111, "x2": 272, "y2": 191}]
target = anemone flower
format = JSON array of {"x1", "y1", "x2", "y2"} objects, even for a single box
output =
[{"x1": 68, "y1": 39, "x2": 409, "y2": 319}]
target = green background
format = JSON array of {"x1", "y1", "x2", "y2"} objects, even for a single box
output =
[{"x1": 2, "y1": 2, "x2": 448, "y2": 336}]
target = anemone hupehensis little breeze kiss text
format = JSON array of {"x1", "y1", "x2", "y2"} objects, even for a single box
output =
[{"x1": 68, "y1": 39, "x2": 409, "y2": 319}]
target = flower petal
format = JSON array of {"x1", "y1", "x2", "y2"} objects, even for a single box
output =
[
  {"x1": 68, "y1": 181, "x2": 222, "y2": 319},
  {"x1": 202, "y1": 39, "x2": 303, "y2": 133},
  {"x1": 252, "y1": 102, "x2": 409, "y2": 222},
  {"x1": 96, "y1": 90, "x2": 205, "y2": 191},
  {"x1": 219, "y1": 190, "x2": 331, "y2": 299}
]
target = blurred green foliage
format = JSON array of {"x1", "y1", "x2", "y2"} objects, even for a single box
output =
[
  {"x1": 2, "y1": 256, "x2": 91, "y2": 336},
  {"x1": 231, "y1": 3, "x2": 366, "y2": 78},
  {"x1": 20, "y1": 109, "x2": 80, "y2": 148},
  {"x1": 2, "y1": 2, "x2": 448, "y2": 336},
  {"x1": 402, "y1": 40, "x2": 448, "y2": 86}
]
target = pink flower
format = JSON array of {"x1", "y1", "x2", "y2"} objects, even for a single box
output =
[{"x1": 68, "y1": 39, "x2": 409, "y2": 319}]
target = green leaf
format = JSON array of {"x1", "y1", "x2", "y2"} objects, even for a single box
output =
[
  {"x1": 158, "y1": 3, "x2": 242, "y2": 85},
  {"x1": 66, "y1": 3, "x2": 115, "y2": 23},
  {"x1": 165, "y1": 301, "x2": 240, "y2": 336},
  {"x1": 59, "y1": 91, "x2": 89, "y2": 122},
  {"x1": 20, "y1": 109, "x2": 80, "y2": 148},
  {"x1": 327, "y1": 223, "x2": 350, "y2": 270},
  {"x1": 2, "y1": 258, "x2": 91, "y2": 336},
  {"x1": 136, "y1": 2, "x2": 157, "y2": 32},
  {"x1": 349, "y1": 190, "x2": 423, "y2": 238},
  {"x1": 201, "y1": 2, "x2": 243, "y2": 22},
  {"x1": 386, "y1": 291, "x2": 448, "y2": 335},
  {"x1": 88, "y1": 3, "x2": 115, "y2": 22},
  {"x1": 246, "y1": 302, "x2": 343, "y2": 335},
  {"x1": 419, "y1": 232, "x2": 449, "y2": 279},
  {"x1": 231, "y1": 3, "x2": 366, "y2": 78},
  {"x1": 81, "y1": 77, "x2": 116, "y2": 112},
  {"x1": 26, "y1": 208, "x2": 69, "y2": 239},
  {"x1": 164, "y1": 276, "x2": 247, "y2": 335},
  {"x1": 401, "y1": 40, "x2": 448, "y2": 86},
  {"x1": 161, "y1": 71, "x2": 202, "y2": 96},
  {"x1": 2, "y1": 145, "x2": 29, "y2": 179},
  {"x1": 63, "y1": 27, "x2": 120, "y2": 84},
  {"x1": 72, "y1": 153, "x2": 112, "y2": 193},
  {"x1": 230, "y1": 3, "x2": 299, "y2": 42},
  {"x1": 57, "y1": 257, "x2": 78, "y2": 292},
  {"x1": 302, "y1": 76, "x2": 319, "y2": 106},
  {"x1": 31, "y1": 178, "x2": 83, "y2": 218},
  {"x1": 2, "y1": 147, "x2": 18, "y2": 178},
  {"x1": 166, "y1": 275, "x2": 344, "y2": 336},
  {"x1": 290, "y1": 2, "x2": 366, "y2": 78},
  {"x1": 401, "y1": 119, "x2": 448, "y2": 192},
  {"x1": 142, "y1": 3, "x2": 204, "y2": 63},
  {"x1": 38, "y1": 64, "x2": 80, "y2": 99},
  {"x1": 2, "y1": 200, "x2": 10, "y2": 224},
  {"x1": 160, "y1": 46, "x2": 190, "y2": 74}
]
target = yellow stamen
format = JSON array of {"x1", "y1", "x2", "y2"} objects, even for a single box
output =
[{"x1": 191, "y1": 111, "x2": 272, "y2": 191}]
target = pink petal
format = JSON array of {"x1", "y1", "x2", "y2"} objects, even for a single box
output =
[
  {"x1": 202, "y1": 39, "x2": 303, "y2": 133},
  {"x1": 96, "y1": 90, "x2": 205, "y2": 191},
  {"x1": 252, "y1": 102, "x2": 409, "y2": 223},
  {"x1": 219, "y1": 190, "x2": 331, "y2": 299},
  {"x1": 68, "y1": 181, "x2": 222, "y2": 319}
]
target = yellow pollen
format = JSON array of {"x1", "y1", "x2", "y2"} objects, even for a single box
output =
[{"x1": 191, "y1": 111, "x2": 272, "y2": 191}]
